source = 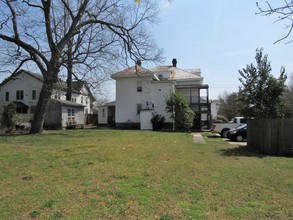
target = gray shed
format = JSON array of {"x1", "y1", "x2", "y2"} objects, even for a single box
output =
[{"x1": 44, "y1": 99, "x2": 85, "y2": 129}]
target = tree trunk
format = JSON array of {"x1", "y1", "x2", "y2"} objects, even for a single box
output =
[
  {"x1": 66, "y1": 39, "x2": 73, "y2": 101},
  {"x1": 30, "y1": 79, "x2": 55, "y2": 134},
  {"x1": 66, "y1": 61, "x2": 72, "y2": 101},
  {"x1": 66, "y1": 67, "x2": 72, "y2": 101}
]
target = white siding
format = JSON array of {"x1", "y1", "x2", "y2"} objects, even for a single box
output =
[
  {"x1": 61, "y1": 106, "x2": 84, "y2": 127},
  {"x1": 51, "y1": 85, "x2": 92, "y2": 114},
  {"x1": 0, "y1": 72, "x2": 42, "y2": 112},
  {"x1": 116, "y1": 78, "x2": 142, "y2": 123},
  {"x1": 140, "y1": 110, "x2": 153, "y2": 130},
  {"x1": 98, "y1": 106, "x2": 108, "y2": 124},
  {"x1": 151, "y1": 82, "x2": 173, "y2": 123},
  {"x1": 115, "y1": 77, "x2": 175, "y2": 124},
  {"x1": 113, "y1": 65, "x2": 208, "y2": 128},
  {"x1": 210, "y1": 100, "x2": 220, "y2": 120},
  {"x1": 77, "y1": 85, "x2": 92, "y2": 113}
]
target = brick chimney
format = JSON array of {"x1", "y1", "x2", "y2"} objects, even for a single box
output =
[
  {"x1": 136, "y1": 59, "x2": 142, "y2": 66},
  {"x1": 172, "y1": 58, "x2": 177, "y2": 67}
]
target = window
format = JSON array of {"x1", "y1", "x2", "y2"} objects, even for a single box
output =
[
  {"x1": 240, "y1": 118, "x2": 246, "y2": 124},
  {"x1": 137, "y1": 103, "x2": 142, "y2": 115},
  {"x1": 68, "y1": 109, "x2": 75, "y2": 117},
  {"x1": 32, "y1": 90, "x2": 36, "y2": 100},
  {"x1": 16, "y1": 90, "x2": 24, "y2": 100},
  {"x1": 5, "y1": 92, "x2": 9, "y2": 101},
  {"x1": 16, "y1": 107, "x2": 28, "y2": 114},
  {"x1": 81, "y1": 96, "x2": 83, "y2": 104},
  {"x1": 233, "y1": 118, "x2": 246, "y2": 124},
  {"x1": 68, "y1": 109, "x2": 75, "y2": 120},
  {"x1": 54, "y1": 94, "x2": 61, "y2": 100},
  {"x1": 137, "y1": 81, "x2": 142, "y2": 92},
  {"x1": 67, "y1": 109, "x2": 75, "y2": 125},
  {"x1": 102, "y1": 108, "x2": 105, "y2": 118}
]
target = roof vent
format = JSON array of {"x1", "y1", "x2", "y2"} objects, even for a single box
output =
[{"x1": 172, "y1": 58, "x2": 177, "y2": 67}]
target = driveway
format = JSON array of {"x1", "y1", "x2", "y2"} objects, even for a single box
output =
[{"x1": 223, "y1": 138, "x2": 247, "y2": 146}]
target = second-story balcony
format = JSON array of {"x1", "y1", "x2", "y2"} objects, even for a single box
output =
[{"x1": 184, "y1": 96, "x2": 209, "y2": 105}]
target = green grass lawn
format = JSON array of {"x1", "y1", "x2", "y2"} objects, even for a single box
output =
[{"x1": 0, "y1": 129, "x2": 292, "y2": 219}]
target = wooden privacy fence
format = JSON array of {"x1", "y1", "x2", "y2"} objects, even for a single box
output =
[{"x1": 247, "y1": 119, "x2": 293, "y2": 157}]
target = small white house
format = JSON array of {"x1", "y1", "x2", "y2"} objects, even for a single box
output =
[
  {"x1": 98, "y1": 101, "x2": 116, "y2": 127},
  {"x1": 0, "y1": 69, "x2": 95, "y2": 128},
  {"x1": 100, "y1": 59, "x2": 210, "y2": 130}
]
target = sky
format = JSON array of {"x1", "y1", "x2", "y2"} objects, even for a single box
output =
[
  {"x1": 1, "y1": 0, "x2": 292, "y2": 101},
  {"x1": 145, "y1": 0, "x2": 293, "y2": 100}
]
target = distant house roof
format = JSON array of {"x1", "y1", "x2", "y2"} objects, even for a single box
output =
[
  {"x1": 53, "y1": 81, "x2": 96, "y2": 102},
  {"x1": 50, "y1": 99, "x2": 86, "y2": 107},
  {"x1": 12, "y1": 101, "x2": 29, "y2": 109},
  {"x1": 106, "y1": 101, "x2": 116, "y2": 106},
  {"x1": 111, "y1": 66, "x2": 155, "y2": 79},
  {"x1": 98, "y1": 101, "x2": 116, "y2": 107},
  {"x1": 111, "y1": 65, "x2": 203, "y2": 82},
  {"x1": 53, "y1": 80, "x2": 87, "y2": 92},
  {"x1": 0, "y1": 69, "x2": 43, "y2": 87},
  {"x1": 0, "y1": 69, "x2": 96, "y2": 102},
  {"x1": 151, "y1": 66, "x2": 202, "y2": 80}
]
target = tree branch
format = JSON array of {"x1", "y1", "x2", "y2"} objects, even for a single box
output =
[{"x1": 256, "y1": 1, "x2": 293, "y2": 44}]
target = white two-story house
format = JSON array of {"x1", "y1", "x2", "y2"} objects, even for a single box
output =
[
  {"x1": 99, "y1": 59, "x2": 210, "y2": 130},
  {"x1": 0, "y1": 69, "x2": 95, "y2": 128}
]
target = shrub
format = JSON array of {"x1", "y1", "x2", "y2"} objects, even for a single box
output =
[
  {"x1": 1, "y1": 103, "x2": 17, "y2": 131},
  {"x1": 165, "y1": 91, "x2": 195, "y2": 131},
  {"x1": 151, "y1": 114, "x2": 165, "y2": 130},
  {"x1": 215, "y1": 115, "x2": 228, "y2": 123}
]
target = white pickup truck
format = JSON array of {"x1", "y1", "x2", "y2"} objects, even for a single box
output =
[{"x1": 211, "y1": 117, "x2": 246, "y2": 138}]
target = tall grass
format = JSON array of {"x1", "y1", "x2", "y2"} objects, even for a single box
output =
[{"x1": 0, "y1": 130, "x2": 292, "y2": 219}]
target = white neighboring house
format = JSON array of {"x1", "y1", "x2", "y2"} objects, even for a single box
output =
[
  {"x1": 98, "y1": 101, "x2": 116, "y2": 127},
  {"x1": 99, "y1": 59, "x2": 210, "y2": 130},
  {"x1": 210, "y1": 100, "x2": 220, "y2": 121},
  {"x1": 0, "y1": 69, "x2": 95, "y2": 128}
]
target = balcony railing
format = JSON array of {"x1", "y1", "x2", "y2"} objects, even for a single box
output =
[{"x1": 184, "y1": 96, "x2": 209, "y2": 105}]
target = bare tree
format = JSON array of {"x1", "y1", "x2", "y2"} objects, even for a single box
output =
[
  {"x1": 217, "y1": 91, "x2": 244, "y2": 120},
  {"x1": 0, "y1": 0, "x2": 163, "y2": 134},
  {"x1": 257, "y1": 0, "x2": 293, "y2": 44},
  {"x1": 282, "y1": 73, "x2": 293, "y2": 117}
]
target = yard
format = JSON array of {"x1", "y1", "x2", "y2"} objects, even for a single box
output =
[{"x1": 0, "y1": 129, "x2": 292, "y2": 219}]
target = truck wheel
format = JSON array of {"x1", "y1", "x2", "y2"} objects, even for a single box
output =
[
  {"x1": 236, "y1": 135, "x2": 243, "y2": 142},
  {"x1": 221, "y1": 129, "x2": 229, "y2": 138}
]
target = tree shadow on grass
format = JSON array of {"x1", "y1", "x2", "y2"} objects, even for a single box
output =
[
  {"x1": 219, "y1": 145, "x2": 267, "y2": 158},
  {"x1": 207, "y1": 134, "x2": 221, "y2": 138}
]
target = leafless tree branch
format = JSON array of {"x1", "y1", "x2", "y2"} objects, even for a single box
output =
[
  {"x1": 0, "y1": 0, "x2": 163, "y2": 133},
  {"x1": 256, "y1": 0, "x2": 293, "y2": 44}
]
